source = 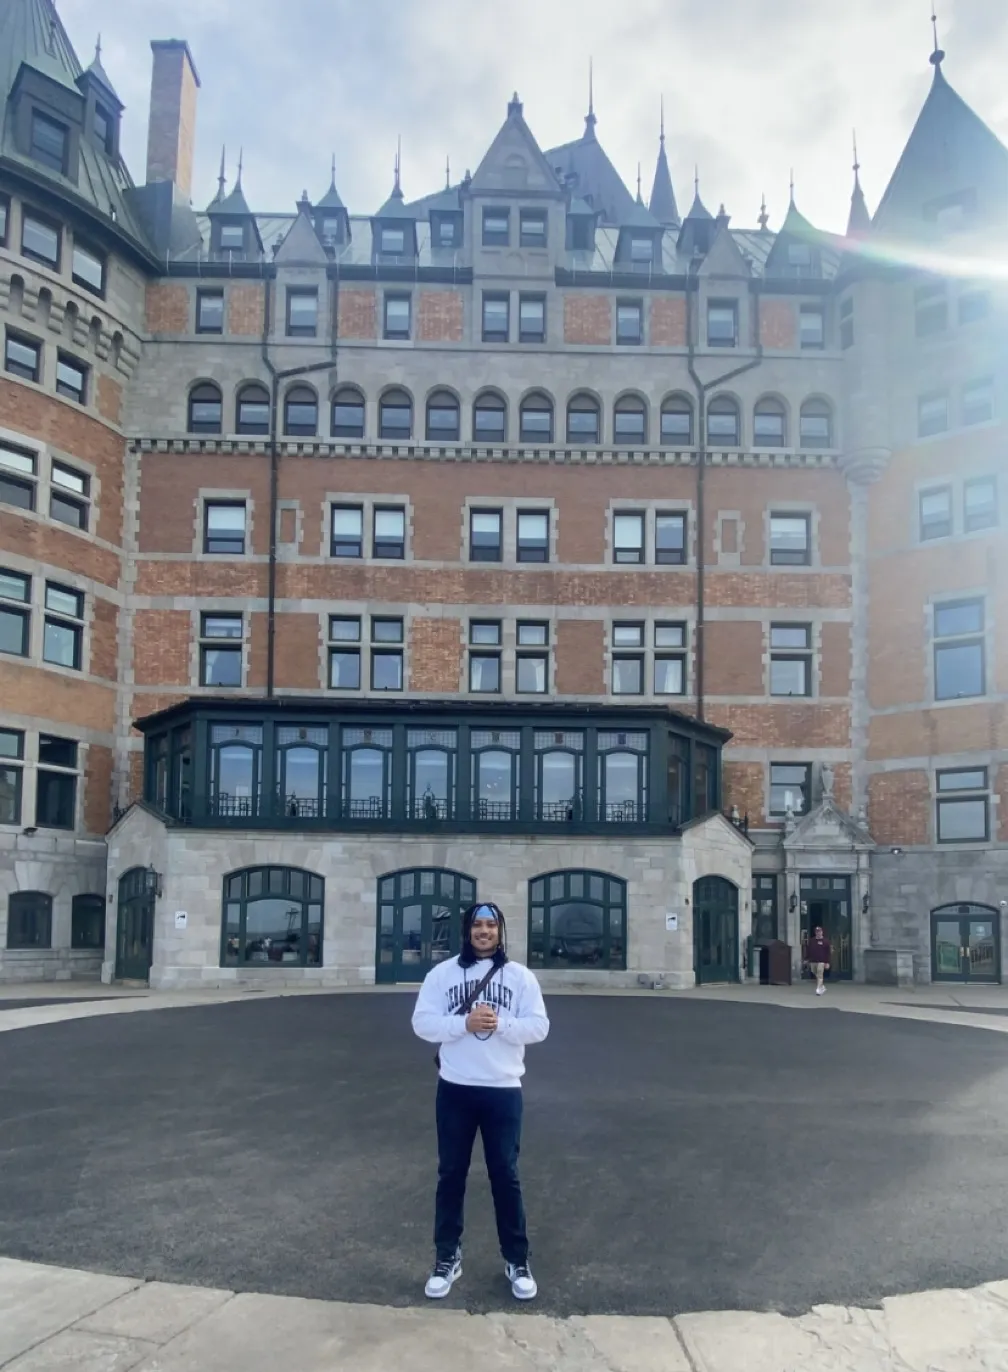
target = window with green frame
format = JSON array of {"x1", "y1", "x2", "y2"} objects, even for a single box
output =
[
  {"x1": 534, "y1": 729, "x2": 584, "y2": 822},
  {"x1": 221, "y1": 866, "x2": 323, "y2": 968},
  {"x1": 528, "y1": 870, "x2": 627, "y2": 970},
  {"x1": 471, "y1": 729, "x2": 520, "y2": 821},
  {"x1": 209, "y1": 724, "x2": 263, "y2": 819},
  {"x1": 408, "y1": 728, "x2": 457, "y2": 820},
  {"x1": 693, "y1": 742, "x2": 718, "y2": 817},
  {"x1": 597, "y1": 730, "x2": 648, "y2": 822},
  {"x1": 341, "y1": 726, "x2": 392, "y2": 819},
  {"x1": 276, "y1": 725, "x2": 328, "y2": 820}
]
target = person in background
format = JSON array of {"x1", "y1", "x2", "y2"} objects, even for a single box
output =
[
  {"x1": 807, "y1": 924, "x2": 832, "y2": 996},
  {"x1": 411, "y1": 901, "x2": 549, "y2": 1302}
]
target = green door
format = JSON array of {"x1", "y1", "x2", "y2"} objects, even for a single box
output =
[
  {"x1": 800, "y1": 876, "x2": 853, "y2": 980},
  {"x1": 931, "y1": 905, "x2": 1001, "y2": 983},
  {"x1": 376, "y1": 868, "x2": 476, "y2": 984},
  {"x1": 693, "y1": 876, "x2": 739, "y2": 984},
  {"x1": 115, "y1": 867, "x2": 155, "y2": 982}
]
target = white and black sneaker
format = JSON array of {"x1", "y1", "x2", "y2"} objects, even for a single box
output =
[
  {"x1": 505, "y1": 1261, "x2": 538, "y2": 1301},
  {"x1": 425, "y1": 1249, "x2": 462, "y2": 1299}
]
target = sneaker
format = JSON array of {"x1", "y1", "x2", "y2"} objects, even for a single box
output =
[
  {"x1": 505, "y1": 1261, "x2": 538, "y2": 1301},
  {"x1": 816, "y1": 984, "x2": 825, "y2": 996},
  {"x1": 425, "y1": 1250, "x2": 462, "y2": 1300}
]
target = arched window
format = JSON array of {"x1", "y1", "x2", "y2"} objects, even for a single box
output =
[
  {"x1": 275, "y1": 724, "x2": 328, "y2": 820},
  {"x1": 188, "y1": 382, "x2": 222, "y2": 434},
  {"x1": 379, "y1": 388, "x2": 412, "y2": 440},
  {"x1": 473, "y1": 390, "x2": 507, "y2": 443},
  {"x1": 800, "y1": 398, "x2": 833, "y2": 448},
  {"x1": 660, "y1": 393, "x2": 694, "y2": 446},
  {"x1": 754, "y1": 397, "x2": 787, "y2": 448},
  {"x1": 597, "y1": 729, "x2": 648, "y2": 822},
  {"x1": 471, "y1": 728, "x2": 520, "y2": 821},
  {"x1": 566, "y1": 392, "x2": 600, "y2": 444},
  {"x1": 331, "y1": 386, "x2": 365, "y2": 438},
  {"x1": 407, "y1": 726, "x2": 457, "y2": 820},
  {"x1": 221, "y1": 866, "x2": 324, "y2": 968},
  {"x1": 7, "y1": 891, "x2": 52, "y2": 949},
  {"x1": 527, "y1": 870, "x2": 627, "y2": 970},
  {"x1": 342, "y1": 725, "x2": 393, "y2": 819},
  {"x1": 284, "y1": 384, "x2": 318, "y2": 437},
  {"x1": 519, "y1": 391, "x2": 553, "y2": 444},
  {"x1": 426, "y1": 389, "x2": 460, "y2": 442},
  {"x1": 707, "y1": 395, "x2": 740, "y2": 447},
  {"x1": 376, "y1": 868, "x2": 476, "y2": 982},
  {"x1": 71, "y1": 893, "x2": 105, "y2": 949},
  {"x1": 236, "y1": 383, "x2": 270, "y2": 435},
  {"x1": 613, "y1": 394, "x2": 647, "y2": 446},
  {"x1": 209, "y1": 723, "x2": 263, "y2": 819},
  {"x1": 533, "y1": 728, "x2": 584, "y2": 822}
]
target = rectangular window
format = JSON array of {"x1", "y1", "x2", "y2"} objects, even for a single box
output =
[
  {"x1": 915, "y1": 280, "x2": 947, "y2": 337},
  {"x1": 612, "y1": 623, "x2": 644, "y2": 695},
  {"x1": 286, "y1": 287, "x2": 319, "y2": 337},
  {"x1": 71, "y1": 242, "x2": 105, "y2": 297},
  {"x1": 219, "y1": 223, "x2": 244, "y2": 251},
  {"x1": 519, "y1": 210, "x2": 547, "y2": 248},
  {"x1": 0, "y1": 443, "x2": 37, "y2": 511},
  {"x1": 788, "y1": 243, "x2": 812, "y2": 270},
  {"x1": 769, "y1": 513, "x2": 811, "y2": 566},
  {"x1": 5, "y1": 331, "x2": 41, "y2": 382},
  {"x1": 770, "y1": 763, "x2": 810, "y2": 816},
  {"x1": 55, "y1": 352, "x2": 87, "y2": 404},
  {"x1": 770, "y1": 623, "x2": 812, "y2": 697},
  {"x1": 371, "y1": 617, "x2": 404, "y2": 691},
  {"x1": 94, "y1": 104, "x2": 112, "y2": 153},
  {"x1": 839, "y1": 296, "x2": 854, "y2": 350},
  {"x1": 196, "y1": 289, "x2": 224, "y2": 334},
  {"x1": 21, "y1": 211, "x2": 60, "y2": 268},
  {"x1": 962, "y1": 378, "x2": 993, "y2": 427},
  {"x1": 707, "y1": 301, "x2": 737, "y2": 347},
  {"x1": 918, "y1": 391, "x2": 949, "y2": 438},
  {"x1": 629, "y1": 234, "x2": 652, "y2": 264},
  {"x1": 934, "y1": 598, "x2": 985, "y2": 701},
  {"x1": 482, "y1": 208, "x2": 510, "y2": 246},
  {"x1": 50, "y1": 461, "x2": 89, "y2": 529},
  {"x1": 204, "y1": 501, "x2": 246, "y2": 555},
  {"x1": 517, "y1": 621, "x2": 549, "y2": 695},
  {"x1": 482, "y1": 293, "x2": 510, "y2": 343},
  {"x1": 71, "y1": 894, "x2": 105, "y2": 949},
  {"x1": 613, "y1": 511, "x2": 644, "y2": 564},
  {"x1": 0, "y1": 194, "x2": 8, "y2": 246},
  {"x1": 36, "y1": 734, "x2": 77, "y2": 830},
  {"x1": 964, "y1": 477, "x2": 997, "y2": 533},
  {"x1": 328, "y1": 616, "x2": 361, "y2": 690},
  {"x1": 518, "y1": 294, "x2": 545, "y2": 343},
  {"x1": 0, "y1": 570, "x2": 30, "y2": 658},
  {"x1": 617, "y1": 301, "x2": 643, "y2": 345},
  {"x1": 470, "y1": 509, "x2": 502, "y2": 561},
  {"x1": 373, "y1": 506, "x2": 405, "y2": 559},
  {"x1": 383, "y1": 294, "x2": 411, "y2": 339},
  {"x1": 379, "y1": 226, "x2": 405, "y2": 255},
  {"x1": 936, "y1": 768, "x2": 989, "y2": 843},
  {"x1": 958, "y1": 287, "x2": 990, "y2": 325},
  {"x1": 655, "y1": 511, "x2": 686, "y2": 565},
  {"x1": 434, "y1": 216, "x2": 459, "y2": 248},
  {"x1": 516, "y1": 509, "x2": 549, "y2": 563},
  {"x1": 43, "y1": 582, "x2": 83, "y2": 670},
  {"x1": 330, "y1": 505, "x2": 363, "y2": 558},
  {"x1": 799, "y1": 304, "x2": 825, "y2": 348},
  {"x1": 0, "y1": 727, "x2": 24, "y2": 824},
  {"x1": 200, "y1": 612, "x2": 243, "y2": 687},
  {"x1": 919, "y1": 486, "x2": 952, "y2": 541},
  {"x1": 30, "y1": 111, "x2": 68, "y2": 173},
  {"x1": 654, "y1": 622, "x2": 686, "y2": 696},
  {"x1": 469, "y1": 621, "x2": 501, "y2": 693}
]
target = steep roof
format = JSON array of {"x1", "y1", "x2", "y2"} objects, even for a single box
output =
[
  {"x1": 316, "y1": 158, "x2": 346, "y2": 211},
  {"x1": 83, "y1": 43, "x2": 121, "y2": 108},
  {"x1": 649, "y1": 140, "x2": 679, "y2": 226},
  {"x1": 544, "y1": 115, "x2": 635, "y2": 227},
  {"x1": 846, "y1": 171, "x2": 871, "y2": 237}
]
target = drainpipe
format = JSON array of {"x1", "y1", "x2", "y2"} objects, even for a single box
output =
[{"x1": 686, "y1": 266, "x2": 764, "y2": 722}]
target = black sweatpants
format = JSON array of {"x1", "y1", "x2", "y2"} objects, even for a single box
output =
[{"x1": 433, "y1": 1077, "x2": 528, "y2": 1265}]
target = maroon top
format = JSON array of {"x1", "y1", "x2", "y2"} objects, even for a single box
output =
[{"x1": 807, "y1": 936, "x2": 831, "y2": 963}]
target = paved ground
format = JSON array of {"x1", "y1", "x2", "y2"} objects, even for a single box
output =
[{"x1": 1, "y1": 993, "x2": 1007, "y2": 1321}]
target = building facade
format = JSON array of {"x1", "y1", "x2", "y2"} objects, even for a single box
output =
[{"x1": 0, "y1": 0, "x2": 1005, "y2": 988}]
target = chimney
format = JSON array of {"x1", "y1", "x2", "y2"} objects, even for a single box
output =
[{"x1": 145, "y1": 39, "x2": 201, "y2": 197}]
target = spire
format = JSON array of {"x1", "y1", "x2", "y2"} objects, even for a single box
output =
[
  {"x1": 215, "y1": 145, "x2": 226, "y2": 203},
  {"x1": 789, "y1": 167, "x2": 795, "y2": 206},
  {"x1": 846, "y1": 130, "x2": 871, "y2": 236},
  {"x1": 636, "y1": 162, "x2": 643, "y2": 204},
  {"x1": 584, "y1": 57, "x2": 597, "y2": 139},
  {"x1": 236, "y1": 147, "x2": 243, "y2": 189},
  {"x1": 758, "y1": 193, "x2": 769, "y2": 232},
  {"x1": 94, "y1": 33, "x2": 101, "y2": 62},
  {"x1": 330, "y1": 154, "x2": 336, "y2": 190},
  {"x1": 660, "y1": 94, "x2": 665, "y2": 147},
  {"x1": 930, "y1": 5, "x2": 945, "y2": 70},
  {"x1": 392, "y1": 136, "x2": 403, "y2": 198},
  {"x1": 648, "y1": 97, "x2": 679, "y2": 226},
  {"x1": 445, "y1": 155, "x2": 451, "y2": 189}
]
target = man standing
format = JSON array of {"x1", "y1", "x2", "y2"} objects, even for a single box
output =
[
  {"x1": 807, "y1": 924, "x2": 831, "y2": 996},
  {"x1": 411, "y1": 901, "x2": 549, "y2": 1302}
]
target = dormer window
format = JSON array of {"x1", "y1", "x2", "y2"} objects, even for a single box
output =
[
  {"x1": 520, "y1": 211, "x2": 547, "y2": 248},
  {"x1": 433, "y1": 215, "x2": 461, "y2": 249},
  {"x1": 93, "y1": 104, "x2": 112, "y2": 155},
  {"x1": 923, "y1": 189, "x2": 977, "y2": 232},
  {"x1": 568, "y1": 216, "x2": 594, "y2": 251},
  {"x1": 321, "y1": 217, "x2": 342, "y2": 242},
  {"x1": 30, "y1": 111, "x2": 68, "y2": 174},
  {"x1": 482, "y1": 209, "x2": 510, "y2": 247},
  {"x1": 220, "y1": 222, "x2": 244, "y2": 252},
  {"x1": 380, "y1": 226, "x2": 405, "y2": 255},
  {"x1": 787, "y1": 243, "x2": 812, "y2": 269},
  {"x1": 629, "y1": 235, "x2": 652, "y2": 264}
]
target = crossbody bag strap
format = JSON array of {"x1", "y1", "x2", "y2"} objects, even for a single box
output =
[{"x1": 457, "y1": 962, "x2": 499, "y2": 1016}]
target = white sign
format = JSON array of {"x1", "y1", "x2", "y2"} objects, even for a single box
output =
[
  {"x1": 665, "y1": 912, "x2": 679, "y2": 932},
  {"x1": 174, "y1": 911, "x2": 188, "y2": 930}
]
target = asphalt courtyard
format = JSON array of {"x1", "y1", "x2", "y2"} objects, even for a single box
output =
[{"x1": 0, "y1": 994, "x2": 1006, "y2": 1320}]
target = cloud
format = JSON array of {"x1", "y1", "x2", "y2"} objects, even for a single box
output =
[{"x1": 56, "y1": 0, "x2": 1007, "y2": 232}]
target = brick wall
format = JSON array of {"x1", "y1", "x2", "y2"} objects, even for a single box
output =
[
  {"x1": 759, "y1": 299, "x2": 797, "y2": 350},
  {"x1": 555, "y1": 621, "x2": 604, "y2": 694},
  {"x1": 563, "y1": 295, "x2": 612, "y2": 345},
  {"x1": 417, "y1": 291, "x2": 464, "y2": 343},
  {"x1": 337, "y1": 288, "x2": 377, "y2": 341},
  {"x1": 90, "y1": 598, "x2": 119, "y2": 681},
  {"x1": 706, "y1": 573, "x2": 850, "y2": 610},
  {"x1": 650, "y1": 297, "x2": 687, "y2": 347},
  {"x1": 145, "y1": 282, "x2": 189, "y2": 335},
  {"x1": 707, "y1": 702, "x2": 849, "y2": 749},
  {"x1": 128, "y1": 750, "x2": 144, "y2": 807},
  {"x1": 704, "y1": 621, "x2": 764, "y2": 695},
  {"x1": 998, "y1": 764, "x2": 1008, "y2": 842},
  {"x1": 819, "y1": 622, "x2": 852, "y2": 697},
  {"x1": 228, "y1": 284, "x2": 265, "y2": 337},
  {"x1": 868, "y1": 770, "x2": 930, "y2": 845},
  {"x1": 0, "y1": 660, "x2": 115, "y2": 733},
  {"x1": 133, "y1": 611, "x2": 192, "y2": 686},
  {"x1": 84, "y1": 744, "x2": 114, "y2": 836},
  {"x1": 722, "y1": 760, "x2": 765, "y2": 825},
  {"x1": 96, "y1": 374, "x2": 123, "y2": 425},
  {"x1": 410, "y1": 619, "x2": 462, "y2": 693},
  {"x1": 868, "y1": 704, "x2": 1008, "y2": 761},
  {"x1": 0, "y1": 514, "x2": 121, "y2": 589},
  {"x1": 254, "y1": 612, "x2": 321, "y2": 690}
]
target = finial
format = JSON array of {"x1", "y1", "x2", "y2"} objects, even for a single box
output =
[
  {"x1": 584, "y1": 58, "x2": 597, "y2": 137},
  {"x1": 394, "y1": 136, "x2": 402, "y2": 194},
  {"x1": 445, "y1": 155, "x2": 451, "y2": 189},
  {"x1": 758, "y1": 193, "x2": 769, "y2": 232},
  {"x1": 930, "y1": 6, "x2": 945, "y2": 67},
  {"x1": 330, "y1": 153, "x2": 336, "y2": 190},
  {"x1": 694, "y1": 164, "x2": 699, "y2": 197},
  {"x1": 660, "y1": 94, "x2": 665, "y2": 147},
  {"x1": 94, "y1": 33, "x2": 101, "y2": 62},
  {"x1": 852, "y1": 129, "x2": 860, "y2": 176},
  {"x1": 236, "y1": 147, "x2": 243, "y2": 188},
  {"x1": 216, "y1": 144, "x2": 226, "y2": 198},
  {"x1": 636, "y1": 162, "x2": 642, "y2": 200},
  {"x1": 789, "y1": 167, "x2": 795, "y2": 204}
]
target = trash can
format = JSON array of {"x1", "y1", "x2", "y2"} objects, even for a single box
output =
[{"x1": 767, "y1": 940, "x2": 792, "y2": 986}]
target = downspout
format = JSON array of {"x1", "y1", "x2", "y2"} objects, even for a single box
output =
[{"x1": 686, "y1": 268, "x2": 764, "y2": 722}]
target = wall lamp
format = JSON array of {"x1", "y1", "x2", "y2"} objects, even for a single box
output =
[
  {"x1": 144, "y1": 866, "x2": 163, "y2": 899},
  {"x1": 788, "y1": 893, "x2": 797, "y2": 913},
  {"x1": 862, "y1": 893, "x2": 870, "y2": 915}
]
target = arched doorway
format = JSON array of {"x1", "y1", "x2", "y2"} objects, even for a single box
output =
[
  {"x1": 693, "y1": 876, "x2": 739, "y2": 984},
  {"x1": 376, "y1": 868, "x2": 476, "y2": 984},
  {"x1": 115, "y1": 867, "x2": 155, "y2": 981},
  {"x1": 931, "y1": 904, "x2": 1001, "y2": 983}
]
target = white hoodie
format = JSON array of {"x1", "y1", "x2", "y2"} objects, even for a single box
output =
[{"x1": 411, "y1": 956, "x2": 550, "y2": 1089}]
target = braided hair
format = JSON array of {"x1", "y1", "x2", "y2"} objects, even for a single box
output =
[{"x1": 458, "y1": 900, "x2": 509, "y2": 968}]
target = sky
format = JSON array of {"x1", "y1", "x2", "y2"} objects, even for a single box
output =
[{"x1": 58, "y1": 0, "x2": 1008, "y2": 233}]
